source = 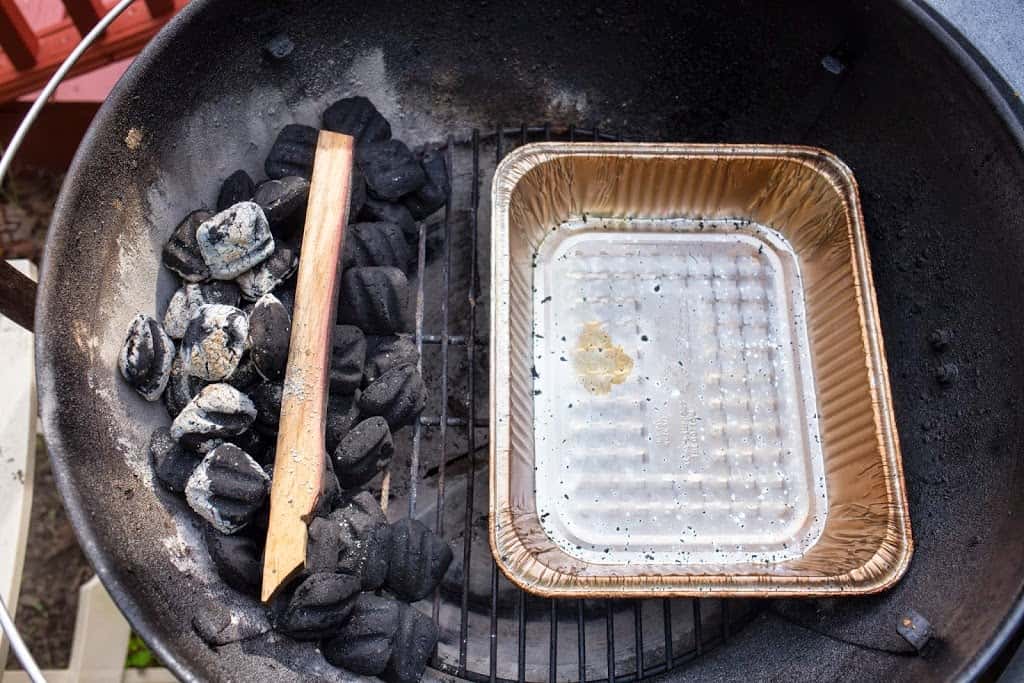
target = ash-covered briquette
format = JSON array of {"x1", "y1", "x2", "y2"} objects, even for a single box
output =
[
  {"x1": 342, "y1": 221, "x2": 412, "y2": 272},
  {"x1": 171, "y1": 383, "x2": 256, "y2": 447},
  {"x1": 253, "y1": 176, "x2": 309, "y2": 241},
  {"x1": 250, "y1": 381, "x2": 283, "y2": 433},
  {"x1": 403, "y1": 147, "x2": 449, "y2": 220},
  {"x1": 381, "y1": 603, "x2": 440, "y2": 683},
  {"x1": 358, "y1": 140, "x2": 427, "y2": 201},
  {"x1": 163, "y1": 210, "x2": 213, "y2": 282},
  {"x1": 181, "y1": 304, "x2": 248, "y2": 381},
  {"x1": 236, "y1": 245, "x2": 298, "y2": 301},
  {"x1": 364, "y1": 334, "x2": 419, "y2": 386},
  {"x1": 204, "y1": 524, "x2": 262, "y2": 596},
  {"x1": 384, "y1": 518, "x2": 453, "y2": 603},
  {"x1": 165, "y1": 349, "x2": 205, "y2": 417},
  {"x1": 358, "y1": 364, "x2": 427, "y2": 430},
  {"x1": 248, "y1": 293, "x2": 291, "y2": 381},
  {"x1": 163, "y1": 281, "x2": 242, "y2": 339},
  {"x1": 322, "y1": 96, "x2": 392, "y2": 146},
  {"x1": 192, "y1": 602, "x2": 271, "y2": 647},
  {"x1": 217, "y1": 170, "x2": 255, "y2": 211},
  {"x1": 197, "y1": 202, "x2": 275, "y2": 280},
  {"x1": 306, "y1": 490, "x2": 390, "y2": 590},
  {"x1": 185, "y1": 443, "x2": 269, "y2": 534},
  {"x1": 273, "y1": 572, "x2": 360, "y2": 641},
  {"x1": 338, "y1": 266, "x2": 410, "y2": 334},
  {"x1": 332, "y1": 417, "x2": 393, "y2": 489},
  {"x1": 118, "y1": 314, "x2": 175, "y2": 401},
  {"x1": 149, "y1": 426, "x2": 202, "y2": 493},
  {"x1": 265, "y1": 124, "x2": 318, "y2": 180},
  {"x1": 326, "y1": 390, "x2": 361, "y2": 453},
  {"x1": 329, "y1": 325, "x2": 365, "y2": 396},
  {"x1": 360, "y1": 197, "x2": 417, "y2": 243},
  {"x1": 321, "y1": 593, "x2": 399, "y2": 675}
]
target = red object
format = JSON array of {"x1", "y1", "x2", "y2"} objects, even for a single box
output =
[
  {"x1": 61, "y1": 0, "x2": 105, "y2": 36},
  {"x1": 0, "y1": 0, "x2": 39, "y2": 69}
]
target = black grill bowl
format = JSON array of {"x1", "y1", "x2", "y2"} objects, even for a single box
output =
[{"x1": 37, "y1": 1, "x2": 1024, "y2": 681}]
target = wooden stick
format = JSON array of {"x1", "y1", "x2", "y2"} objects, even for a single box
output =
[{"x1": 261, "y1": 131, "x2": 354, "y2": 602}]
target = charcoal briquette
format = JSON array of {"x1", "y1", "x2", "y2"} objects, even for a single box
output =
[
  {"x1": 217, "y1": 170, "x2": 255, "y2": 211},
  {"x1": 349, "y1": 165, "x2": 367, "y2": 220},
  {"x1": 164, "y1": 281, "x2": 242, "y2": 339},
  {"x1": 337, "y1": 266, "x2": 409, "y2": 334},
  {"x1": 248, "y1": 293, "x2": 291, "y2": 381},
  {"x1": 185, "y1": 442, "x2": 269, "y2": 534},
  {"x1": 265, "y1": 124, "x2": 318, "y2": 180},
  {"x1": 384, "y1": 518, "x2": 453, "y2": 603},
  {"x1": 118, "y1": 314, "x2": 175, "y2": 401},
  {"x1": 359, "y1": 197, "x2": 417, "y2": 242},
  {"x1": 171, "y1": 383, "x2": 257, "y2": 448},
  {"x1": 230, "y1": 428, "x2": 273, "y2": 466},
  {"x1": 165, "y1": 348, "x2": 206, "y2": 417},
  {"x1": 325, "y1": 390, "x2": 361, "y2": 455},
  {"x1": 403, "y1": 147, "x2": 449, "y2": 219},
  {"x1": 236, "y1": 244, "x2": 298, "y2": 301},
  {"x1": 250, "y1": 381, "x2": 283, "y2": 432},
  {"x1": 307, "y1": 491, "x2": 390, "y2": 589},
  {"x1": 358, "y1": 364, "x2": 426, "y2": 430},
  {"x1": 358, "y1": 140, "x2": 426, "y2": 201},
  {"x1": 342, "y1": 221, "x2": 412, "y2": 272},
  {"x1": 380, "y1": 603, "x2": 439, "y2": 683},
  {"x1": 192, "y1": 603, "x2": 271, "y2": 646},
  {"x1": 322, "y1": 96, "x2": 391, "y2": 146},
  {"x1": 181, "y1": 304, "x2": 248, "y2": 381},
  {"x1": 226, "y1": 352, "x2": 260, "y2": 391},
  {"x1": 197, "y1": 202, "x2": 275, "y2": 280},
  {"x1": 330, "y1": 325, "x2": 365, "y2": 396},
  {"x1": 163, "y1": 210, "x2": 213, "y2": 282},
  {"x1": 204, "y1": 524, "x2": 262, "y2": 595},
  {"x1": 321, "y1": 593, "x2": 400, "y2": 675},
  {"x1": 332, "y1": 417, "x2": 393, "y2": 489},
  {"x1": 363, "y1": 334, "x2": 418, "y2": 386},
  {"x1": 274, "y1": 572, "x2": 360, "y2": 640},
  {"x1": 149, "y1": 426, "x2": 202, "y2": 493},
  {"x1": 253, "y1": 176, "x2": 309, "y2": 240}
]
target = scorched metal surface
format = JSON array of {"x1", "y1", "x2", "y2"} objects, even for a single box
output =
[{"x1": 35, "y1": 0, "x2": 1024, "y2": 681}]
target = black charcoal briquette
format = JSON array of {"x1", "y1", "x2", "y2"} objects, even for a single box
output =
[
  {"x1": 380, "y1": 603, "x2": 439, "y2": 683},
  {"x1": 403, "y1": 147, "x2": 449, "y2": 219},
  {"x1": 226, "y1": 352, "x2": 260, "y2": 391},
  {"x1": 384, "y1": 518, "x2": 453, "y2": 602},
  {"x1": 118, "y1": 314, "x2": 175, "y2": 401},
  {"x1": 358, "y1": 364, "x2": 426, "y2": 430},
  {"x1": 250, "y1": 381, "x2": 283, "y2": 432},
  {"x1": 230, "y1": 428, "x2": 273, "y2": 466},
  {"x1": 248, "y1": 293, "x2": 291, "y2": 381},
  {"x1": 197, "y1": 202, "x2": 275, "y2": 280},
  {"x1": 321, "y1": 594, "x2": 400, "y2": 675},
  {"x1": 306, "y1": 491, "x2": 390, "y2": 590},
  {"x1": 358, "y1": 140, "x2": 426, "y2": 201},
  {"x1": 322, "y1": 96, "x2": 391, "y2": 145},
  {"x1": 332, "y1": 417, "x2": 393, "y2": 489},
  {"x1": 236, "y1": 245, "x2": 298, "y2": 301},
  {"x1": 163, "y1": 210, "x2": 213, "y2": 282},
  {"x1": 265, "y1": 124, "x2": 318, "y2": 180},
  {"x1": 330, "y1": 325, "x2": 365, "y2": 396},
  {"x1": 349, "y1": 165, "x2": 367, "y2": 220},
  {"x1": 171, "y1": 383, "x2": 257, "y2": 448},
  {"x1": 185, "y1": 443, "x2": 269, "y2": 534},
  {"x1": 363, "y1": 334, "x2": 418, "y2": 386},
  {"x1": 342, "y1": 221, "x2": 412, "y2": 272},
  {"x1": 253, "y1": 176, "x2": 309, "y2": 241},
  {"x1": 274, "y1": 572, "x2": 360, "y2": 640},
  {"x1": 150, "y1": 426, "x2": 202, "y2": 493},
  {"x1": 325, "y1": 390, "x2": 361, "y2": 454},
  {"x1": 217, "y1": 170, "x2": 255, "y2": 211},
  {"x1": 360, "y1": 197, "x2": 417, "y2": 242},
  {"x1": 204, "y1": 524, "x2": 262, "y2": 595},
  {"x1": 337, "y1": 266, "x2": 409, "y2": 334},
  {"x1": 181, "y1": 304, "x2": 248, "y2": 381},
  {"x1": 165, "y1": 348, "x2": 205, "y2": 417}
]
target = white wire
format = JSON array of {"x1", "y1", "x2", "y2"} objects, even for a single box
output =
[
  {"x1": 0, "y1": 0, "x2": 137, "y2": 184},
  {"x1": 0, "y1": 2, "x2": 139, "y2": 681}
]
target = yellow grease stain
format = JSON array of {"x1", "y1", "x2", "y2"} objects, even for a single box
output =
[{"x1": 573, "y1": 321, "x2": 633, "y2": 394}]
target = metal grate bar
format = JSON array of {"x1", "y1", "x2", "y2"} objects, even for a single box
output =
[
  {"x1": 633, "y1": 602, "x2": 643, "y2": 679},
  {"x1": 663, "y1": 600, "x2": 674, "y2": 666},
  {"x1": 550, "y1": 600, "x2": 558, "y2": 683},
  {"x1": 606, "y1": 604, "x2": 615, "y2": 683},
  {"x1": 578, "y1": 600, "x2": 587, "y2": 683},
  {"x1": 692, "y1": 601, "x2": 703, "y2": 656},
  {"x1": 490, "y1": 564, "x2": 498, "y2": 683},
  {"x1": 418, "y1": 415, "x2": 488, "y2": 428},
  {"x1": 408, "y1": 213, "x2": 428, "y2": 516},
  {"x1": 518, "y1": 592, "x2": 527, "y2": 683}
]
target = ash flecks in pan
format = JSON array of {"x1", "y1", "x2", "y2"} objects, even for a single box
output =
[{"x1": 118, "y1": 314, "x2": 175, "y2": 401}]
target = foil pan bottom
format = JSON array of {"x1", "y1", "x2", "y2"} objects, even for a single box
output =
[{"x1": 532, "y1": 218, "x2": 827, "y2": 567}]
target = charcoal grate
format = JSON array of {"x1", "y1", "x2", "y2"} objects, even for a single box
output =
[{"x1": 400, "y1": 124, "x2": 752, "y2": 683}]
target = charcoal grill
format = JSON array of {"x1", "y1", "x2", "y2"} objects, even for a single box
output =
[{"x1": 13, "y1": 0, "x2": 1024, "y2": 680}]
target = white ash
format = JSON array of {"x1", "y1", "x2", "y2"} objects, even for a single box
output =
[
  {"x1": 182, "y1": 304, "x2": 248, "y2": 381},
  {"x1": 170, "y1": 383, "x2": 256, "y2": 441},
  {"x1": 236, "y1": 246, "x2": 297, "y2": 301},
  {"x1": 185, "y1": 446, "x2": 269, "y2": 534},
  {"x1": 197, "y1": 201, "x2": 275, "y2": 280},
  {"x1": 162, "y1": 286, "x2": 192, "y2": 339}
]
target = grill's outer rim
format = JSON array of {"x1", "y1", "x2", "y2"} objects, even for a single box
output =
[{"x1": 489, "y1": 142, "x2": 913, "y2": 598}]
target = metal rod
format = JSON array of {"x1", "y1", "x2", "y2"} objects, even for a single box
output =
[
  {"x1": 458, "y1": 128, "x2": 482, "y2": 671},
  {"x1": 605, "y1": 603, "x2": 615, "y2": 683},
  {"x1": 408, "y1": 219, "x2": 428, "y2": 516},
  {"x1": 490, "y1": 564, "x2": 499, "y2": 683},
  {"x1": 549, "y1": 599, "x2": 558, "y2": 683},
  {"x1": 577, "y1": 600, "x2": 587, "y2": 683},
  {"x1": 517, "y1": 591, "x2": 527, "y2": 683},
  {"x1": 0, "y1": 595, "x2": 44, "y2": 683},
  {"x1": 692, "y1": 600, "x2": 703, "y2": 656},
  {"x1": 662, "y1": 600, "x2": 673, "y2": 666},
  {"x1": 633, "y1": 601, "x2": 643, "y2": 679}
]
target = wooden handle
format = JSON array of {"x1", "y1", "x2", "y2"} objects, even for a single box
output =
[{"x1": 262, "y1": 131, "x2": 354, "y2": 602}]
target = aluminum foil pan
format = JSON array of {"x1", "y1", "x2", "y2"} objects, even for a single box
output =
[{"x1": 489, "y1": 143, "x2": 912, "y2": 597}]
